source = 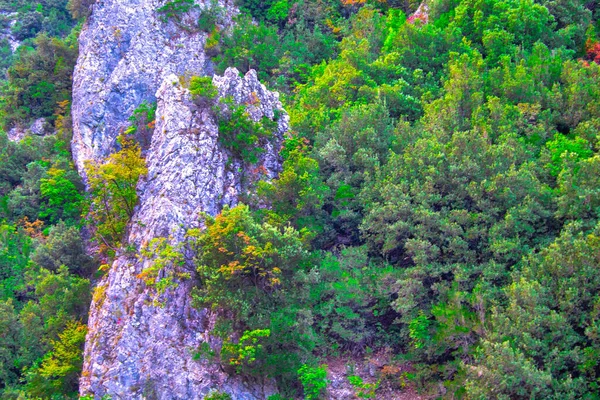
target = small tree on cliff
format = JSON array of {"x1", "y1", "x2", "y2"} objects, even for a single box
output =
[
  {"x1": 67, "y1": 0, "x2": 96, "y2": 20},
  {"x1": 84, "y1": 133, "x2": 147, "y2": 257}
]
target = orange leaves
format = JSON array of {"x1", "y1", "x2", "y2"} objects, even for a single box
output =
[
  {"x1": 325, "y1": 18, "x2": 343, "y2": 37},
  {"x1": 191, "y1": 204, "x2": 309, "y2": 316},
  {"x1": 194, "y1": 205, "x2": 306, "y2": 291},
  {"x1": 585, "y1": 39, "x2": 600, "y2": 65},
  {"x1": 340, "y1": 0, "x2": 366, "y2": 6},
  {"x1": 237, "y1": 231, "x2": 252, "y2": 244},
  {"x1": 19, "y1": 217, "x2": 45, "y2": 240},
  {"x1": 217, "y1": 260, "x2": 243, "y2": 277}
]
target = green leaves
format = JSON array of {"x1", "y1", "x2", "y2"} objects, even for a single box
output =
[
  {"x1": 298, "y1": 364, "x2": 328, "y2": 400},
  {"x1": 2, "y1": 31, "x2": 78, "y2": 129},
  {"x1": 189, "y1": 76, "x2": 218, "y2": 100},
  {"x1": 222, "y1": 328, "x2": 271, "y2": 373},
  {"x1": 39, "y1": 166, "x2": 84, "y2": 225},
  {"x1": 157, "y1": 0, "x2": 198, "y2": 23},
  {"x1": 190, "y1": 204, "x2": 310, "y2": 315},
  {"x1": 84, "y1": 133, "x2": 147, "y2": 257},
  {"x1": 25, "y1": 320, "x2": 87, "y2": 398},
  {"x1": 216, "y1": 98, "x2": 275, "y2": 164},
  {"x1": 409, "y1": 313, "x2": 431, "y2": 350}
]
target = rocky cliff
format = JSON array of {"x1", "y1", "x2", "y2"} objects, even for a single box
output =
[
  {"x1": 72, "y1": 1, "x2": 288, "y2": 398},
  {"x1": 72, "y1": 0, "x2": 234, "y2": 174}
]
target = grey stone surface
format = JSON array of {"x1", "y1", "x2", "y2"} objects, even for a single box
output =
[
  {"x1": 71, "y1": 0, "x2": 235, "y2": 176},
  {"x1": 29, "y1": 117, "x2": 48, "y2": 136},
  {"x1": 73, "y1": 1, "x2": 287, "y2": 398},
  {"x1": 0, "y1": 11, "x2": 21, "y2": 53},
  {"x1": 7, "y1": 125, "x2": 25, "y2": 142},
  {"x1": 7, "y1": 118, "x2": 51, "y2": 142}
]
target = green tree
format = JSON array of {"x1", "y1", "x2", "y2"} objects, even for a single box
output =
[
  {"x1": 2, "y1": 29, "x2": 79, "y2": 129},
  {"x1": 25, "y1": 320, "x2": 87, "y2": 398},
  {"x1": 84, "y1": 133, "x2": 147, "y2": 256},
  {"x1": 39, "y1": 164, "x2": 84, "y2": 225}
]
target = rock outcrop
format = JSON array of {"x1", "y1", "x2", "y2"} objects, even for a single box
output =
[
  {"x1": 0, "y1": 11, "x2": 22, "y2": 53},
  {"x1": 71, "y1": 0, "x2": 235, "y2": 175},
  {"x1": 73, "y1": 1, "x2": 288, "y2": 398},
  {"x1": 7, "y1": 117, "x2": 51, "y2": 142}
]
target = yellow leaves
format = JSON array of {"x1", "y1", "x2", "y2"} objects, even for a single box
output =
[
  {"x1": 84, "y1": 132, "x2": 147, "y2": 257},
  {"x1": 98, "y1": 263, "x2": 111, "y2": 273},
  {"x1": 221, "y1": 329, "x2": 271, "y2": 373},
  {"x1": 270, "y1": 277, "x2": 281, "y2": 286},
  {"x1": 341, "y1": 0, "x2": 366, "y2": 6},
  {"x1": 237, "y1": 231, "x2": 251, "y2": 244},
  {"x1": 218, "y1": 260, "x2": 243, "y2": 277},
  {"x1": 36, "y1": 320, "x2": 87, "y2": 384},
  {"x1": 92, "y1": 284, "x2": 107, "y2": 306},
  {"x1": 136, "y1": 237, "x2": 185, "y2": 296},
  {"x1": 325, "y1": 18, "x2": 343, "y2": 37},
  {"x1": 243, "y1": 244, "x2": 258, "y2": 256},
  {"x1": 19, "y1": 217, "x2": 45, "y2": 240},
  {"x1": 191, "y1": 204, "x2": 309, "y2": 314}
]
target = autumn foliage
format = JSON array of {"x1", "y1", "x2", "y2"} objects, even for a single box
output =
[
  {"x1": 586, "y1": 39, "x2": 600, "y2": 64},
  {"x1": 84, "y1": 133, "x2": 147, "y2": 257},
  {"x1": 189, "y1": 204, "x2": 309, "y2": 314}
]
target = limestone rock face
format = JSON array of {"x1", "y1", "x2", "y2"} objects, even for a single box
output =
[
  {"x1": 132, "y1": 69, "x2": 286, "y2": 244},
  {"x1": 0, "y1": 11, "x2": 22, "y2": 53},
  {"x1": 7, "y1": 118, "x2": 51, "y2": 142},
  {"x1": 73, "y1": 1, "x2": 288, "y2": 398},
  {"x1": 71, "y1": 0, "x2": 234, "y2": 175}
]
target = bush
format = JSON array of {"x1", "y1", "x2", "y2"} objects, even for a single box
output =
[
  {"x1": 190, "y1": 76, "x2": 218, "y2": 105},
  {"x1": 31, "y1": 221, "x2": 94, "y2": 276},
  {"x1": 157, "y1": 0, "x2": 199, "y2": 27},
  {"x1": 124, "y1": 101, "x2": 156, "y2": 151},
  {"x1": 221, "y1": 329, "x2": 271, "y2": 374},
  {"x1": 197, "y1": 1, "x2": 225, "y2": 32},
  {"x1": 2, "y1": 30, "x2": 78, "y2": 130},
  {"x1": 84, "y1": 133, "x2": 147, "y2": 257},
  {"x1": 39, "y1": 165, "x2": 84, "y2": 225},
  {"x1": 204, "y1": 391, "x2": 232, "y2": 400},
  {"x1": 298, "y1": 364, "x2": 328, "y2": 400},
  {"x1": 347, "y1": 375, "x2": 380, "y2": 399},
  {"x1": 215, "y1": 98, "x2": 277, "y2": 164},
  {"x1": 24, "y1": 320, "x2": 87, "y2": 398}
]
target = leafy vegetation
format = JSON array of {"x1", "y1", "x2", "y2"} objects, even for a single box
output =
[
  {"x1": 215, "y1": 97, "x2": 277, "y2": 164},
  {"x1": 0, "y1": 36, "x2": 91, "y2": 396},
  {"x1": 1, "y1": 28, "x2": 79, "y2": 129},
  {"x1": 181, "y1": 0, "x2": 600, "y2": 398},
  {"x1": 298, "y1": 364, "x2": 328, "y2": 400},
  {"x1": 84, "y1": 132, "x2": 147, "y2": 258},
  {"x1": 5, "y1": 0, "x2": 600, "y2": 398}
]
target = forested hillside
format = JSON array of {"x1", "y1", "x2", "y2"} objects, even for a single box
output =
[{"x1": 1, "y1": 0, "x2": 600, "y2": 398}]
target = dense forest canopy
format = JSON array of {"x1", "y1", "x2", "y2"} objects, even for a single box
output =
[{"x1": 1, "y1": 0, "x2": 600, "y2": 398}]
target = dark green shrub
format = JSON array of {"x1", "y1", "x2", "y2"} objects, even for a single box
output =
[
  {"x1": 204, "y1": 391, "x2": 232, "y2": 400},
  {"x1": 157, "y1": 0, "x2": 199, "y2": 25},
  {"x1": 215, "y1": 98, "x2": 277, "y2": 164},
  {"x1": 2, "y1": 30, "x2": 78, "y2": 129},
  {"x1": 125, "y1": 101, "x2": 157, "y2": 150},
  {"x1": 197, "y1": 1, "x2": 225, "y2": 32},
  {"x1": 189, "y1": 76, "x2": 218, "y2": 105}
]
